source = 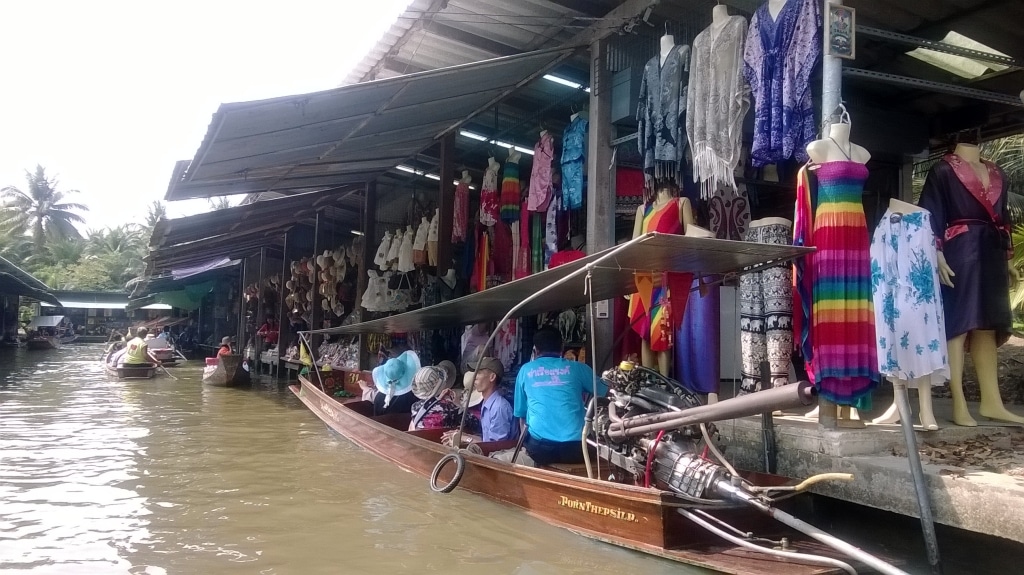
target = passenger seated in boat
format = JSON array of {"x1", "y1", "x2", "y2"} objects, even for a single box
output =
[
  {"x1": 157, "y1": 326, "x2": 171, "y2": 340},
  {"x1": 217, "y1": 336, "x2": 233, "y2": 357},
  {"x1": 371, "y1": 350, "x2": 421, "y2": 416},
  {"x1": 408, "y1": 361, "x2": 461, "y2": 431},
  {"x1": 124, "y1": 327, "x2": 161, "y2": 367},
  {"x1": 513, "y1": 328, "x2": 608, "y2": 466},
  {"x1": 465, "y1": 356, "x2": 517, "y2": 442}
]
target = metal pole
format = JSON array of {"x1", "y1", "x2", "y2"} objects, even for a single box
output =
[
  {"x1": 759, "y1": 360, "x2": 778, "y2": 474},
  {"x1": 893, "y1": 379, "x2": 943, "y2": 574}
]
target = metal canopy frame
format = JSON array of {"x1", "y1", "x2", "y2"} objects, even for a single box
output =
[{"x1": 308, "y1": 233, "x2": 812, "y2": 336}]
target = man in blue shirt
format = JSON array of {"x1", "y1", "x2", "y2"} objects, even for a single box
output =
[
  {"x1": 514, "y1": 327, "x2": 608, "y2": 466},
  {"x1": 469, "y1": 356, "x2": 518, "y2": 442}
]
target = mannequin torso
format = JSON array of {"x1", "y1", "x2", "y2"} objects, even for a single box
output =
[
  {"x1": 806, "y1": 123, "x2": 871, "y2": 164},
  {"x1": 488, "y1": 156, "x2": 499, "y2": 171},
  {"x1": 660, "y1": 34, "x2": 675, "y2": 67},
  {"x1": 507, "y1": 149, "x2": 521, "y2": 164},
  {"x1": 461, "y1": 170, "x2": 472, "y2": 185},
  {"x1": 953, "y1": 143, "x2": 990, "y2": 188},
  {"x1": 632, "y1": 189, "x2": 694, "y2": 239},
  {"x1": 711, "y1": 4, "x2": 730, "y2": 29},
  {"x1": 767, "y1": 0, "x2": 788, "y2": 20},
  {"x1": 889, "y1": 198, "x2": 923, "y2": 215}
]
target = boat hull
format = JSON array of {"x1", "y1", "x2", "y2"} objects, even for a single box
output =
[
  {"x1": 290, "y1": 376, "x2": 843, "y2": 575},
  {"x1": 105, "y1": 363, "x2": 158, "y2": 380},
  {"x1": 202, "y1": 355, "x2": 251, "y2": 387},
  {"x1": 26, "y1": 337, "x2": 60, "y2": 350}
]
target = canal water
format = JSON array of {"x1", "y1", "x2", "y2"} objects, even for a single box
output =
[{"x1": 0, "y1": 344, "x2": 691, "y2": 575}]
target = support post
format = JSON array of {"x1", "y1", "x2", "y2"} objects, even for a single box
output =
[
  {"x1": 817, "y1": 0, "x2": 844, "y2": 428},
  {"x1": 759, "y1": 360, "x2": 778, "y2": 474},
  {"x1": 437, "y1": 132, "x2": 456, "y2": 278},
  {"x1": 894, "y1": 380, "x2": 943, "y2": 574},
  {"x1": 276, "y1": 232, "x2": 291, "y2": 380},
  {"x1": 586, "y1": 36, "x2": 615, "y2": 373},
  {"x1": 255, "y1": 247, "x2": 267, "y2": 373},
  {"x1": 357, "y1": 182, "x2": 377, "y2": 370},
  {"x1": 310, "y1": 211, "x2": 323, "y2": 352},
  {"x1": 235, "y1": 260, "x2": 247, "y2": 355}
]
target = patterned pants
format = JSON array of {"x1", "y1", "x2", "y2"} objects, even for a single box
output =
[{"x1": 739, "y1": 222, "x2": 793, "y2": 394}]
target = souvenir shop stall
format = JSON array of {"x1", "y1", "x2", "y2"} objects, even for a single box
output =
[{"x1": 604, "y1": 0, "x2": 1024, "y2": 431}]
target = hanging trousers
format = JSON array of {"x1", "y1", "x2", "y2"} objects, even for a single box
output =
[{"x1": 739, "y1": 220, "x2": 794, "y2": 394}]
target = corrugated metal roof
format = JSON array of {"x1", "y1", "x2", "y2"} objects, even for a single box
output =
[
  {"x1": 166, "y1": 47, "x2": 576, "y2": 201},
  {"x1": 0, "y1": 256, "x2": 60, "y2": 305}
]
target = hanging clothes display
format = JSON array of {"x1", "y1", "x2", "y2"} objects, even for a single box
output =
[
  {"x1": 686, "y1": 14, "x2": 751, "y2": 198},
  {"x1": 396, "y1": 225, "x2": 416, "y2": 273},
  {"x1": 637, "y1": 44, "x2": 691, "y2": 189},
  {"x1": 561, "y1": 115, "x2": 588, "y2": 210},
  {"x1": 500, "y1": 154, "x2": 522, "y2": 224},
  {"x1": 628, "y1": 199, "x2": 685, "y2": 350},
  {"x1": 544, "y1": 195, "x2": 561, "y2": 267},
  {"x1": 918, "y1": 154, "x2": 1013, "y2": 345},
  {"x1": 527, "y1": 131, "x2": 554, "y2": 212},
  {"x1": 675, "y1": 276, "x2": 719, "y2": 394},
  {"x1": 427, "y1": 209, "x2": 439, "y2": 267},
  {"x1": 707, "y1": 183, "x2": 751, "y2": 241},
  {"x1": 513, "y1": 196, "x2": 531, "y2": 280},
  {"x1": 491, "y1": 220, "x2": 513, "y2": 280},
  {"x1": 738, "y1": 219, "x2": 793, "y2": 394},
  {"x1": 480, "y1": 159, "x2": 500, "y2": 226},
  {"x1": 792, "y1": 166, "x2": 816, "y2": 377},
  {"x1": 412, "y1": 216, "x2": 429, "y2": 266},
  {"x1": 453, "y1": 177, "x2": 470, "y2": 243},
  {"x1": 810, "y1": 161, "x2": 879, "y2": 409},
  {"x1": 743, "y1": 0, "x2": 820, "y2": 167},
  {"x1": 870, "y1": 209, "x2": 948, "y2": 385},
  {"x1": 373, "y1": 230, "x2": 393, "y2": 269},
  {"x1": 385, "y1": 228, "x2": 404, "y2": 269}
]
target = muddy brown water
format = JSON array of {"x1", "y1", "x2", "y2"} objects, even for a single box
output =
[{"x1": 0, "y1": 344, "x2": 694, "y2": 575}]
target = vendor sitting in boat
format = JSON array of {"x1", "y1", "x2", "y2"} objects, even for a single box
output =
[
  {"x1": 511, "y1": 328, "x2": 607, "y2": 467},
  {"x1": 217, "y1": 336, "x2": 233, "y2": 357},
  {"x1": 408, "y1": 361, "x2": 463, "y2": 431},
  {"x1": 124, "y1": 327, "x2": 161, "y2": 367}
]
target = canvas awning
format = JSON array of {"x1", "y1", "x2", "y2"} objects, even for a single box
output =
[
  {"x1": 165, "y1": 47, "x2": 577, "y2": 200},
  {"x1": 41, "y1": 301, "x2": 127, "y2": 310},
  {"x1": 0, "y1": 257, "x2": 60, "y2": 305},
  {"x1": 27, "y1": 315, "x2": 64, "y2": 329}
]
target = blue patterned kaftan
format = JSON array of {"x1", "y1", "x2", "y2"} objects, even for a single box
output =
[
  {"x1": 742, "y1": 0, "x2": 820, "y2": 167},
  {"x1": 870, "y1": 209, "x2": 949, "y2": 386}
]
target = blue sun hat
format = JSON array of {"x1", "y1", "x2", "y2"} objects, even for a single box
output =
[{"x1": 372, "y1": 350, "x2": 421, "y2": 407}]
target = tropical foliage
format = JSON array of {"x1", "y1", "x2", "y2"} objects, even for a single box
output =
[{"x1": 1, "y1": 166, "x2": 169, "y2": 292}]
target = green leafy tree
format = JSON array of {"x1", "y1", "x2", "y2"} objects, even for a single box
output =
[
  {"x1": 0, "y1": 165, "x2": 88, "y2": 255},
  {"x1": 208, "y1": 196, "x2": 232, "y2": 210},
  {"x1": 144, "y1": 200, "x2": 166, "y2": 230}
]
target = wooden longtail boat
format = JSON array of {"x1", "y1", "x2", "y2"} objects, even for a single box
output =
[
  {"x1": 202, "y1": 354, "x2": 251, "y2": 386},
  {"x1": 292, "y1": 234, "x2": 906, "y2": 575},
  {"x1": 294, "y1": 376, "x2": 855, "y2": 575},
  {"x1": 26, "y1": 335, "x2": 61, "y2": 350}
]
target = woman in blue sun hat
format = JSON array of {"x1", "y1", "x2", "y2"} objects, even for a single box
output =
[{"x1": 371, "y1": 350, "x2": 421, "y2": 416}]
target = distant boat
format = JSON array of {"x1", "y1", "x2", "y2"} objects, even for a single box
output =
[
  {"x1": 145, "y1": 337, "x2": 185, "y2": 366},
  {"x1": 202, "y1": 354, "x2": 250, "y2": 387},
  {"x1": 25, "y1": 315, "x2": 75, "y2": 350},
  {"x1": 101, "y1": 346, "x2": 158, "y2": 380}
]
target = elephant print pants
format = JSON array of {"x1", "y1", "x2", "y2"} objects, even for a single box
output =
[{"x1": 739, "y1": 220, "x2": 793, "y2": 394}]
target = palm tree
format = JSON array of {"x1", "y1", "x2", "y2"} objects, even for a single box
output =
[
  {"x1": 0, "y1": 165, "x2": 88, "y2": 254},
  {"x1": 145, "y1": 200, "x2": 166, "y2": 230},
  {"x1": 208, "y1": 196, "x2": 232, "y2": 210}
]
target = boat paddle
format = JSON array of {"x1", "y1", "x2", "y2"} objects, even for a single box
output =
[{"x1": 157, "y1": 362, "x2": 178, "y2": 381}]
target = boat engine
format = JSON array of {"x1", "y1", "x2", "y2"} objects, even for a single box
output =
[{"x1": 591, "y1": 361, "x2": 815, "y2": 501}]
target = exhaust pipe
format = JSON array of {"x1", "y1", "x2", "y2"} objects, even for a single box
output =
[{"x1": 608, "y1": 381, "x2": 816, "y2": 440}]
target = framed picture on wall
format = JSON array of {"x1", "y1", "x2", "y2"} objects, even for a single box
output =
[{"x1": 826, "y1": 3, "x2": 856, "y2": 60}]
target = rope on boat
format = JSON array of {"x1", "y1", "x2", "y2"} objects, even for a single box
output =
[{"x1": 430, "y1": 453, "x2": 466, "y2": 493}]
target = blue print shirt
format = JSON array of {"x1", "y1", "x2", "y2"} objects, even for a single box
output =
[{"x1": 513, "y1": 357, "x2": 607, "y2": 443}]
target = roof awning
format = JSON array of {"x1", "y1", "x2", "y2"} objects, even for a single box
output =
[
  {"x1": 27, "y1": 315, "x2": 64, "y2": 329},
  {"x1": 0, "y1": 257, "x2": 60, "y2": 306},
  {"x1": 166, "y1": 47, "x2": 576, "y2": 200}
]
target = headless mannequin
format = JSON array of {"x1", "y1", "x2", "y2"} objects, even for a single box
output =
[
  {"x1": 660, "y1": 33, "x2": 675, "y2": 67},
  {"x1": 805, "y1": 119, "x2": 871, "y2": 428},
  {"x1": 508, "y1": 148, "x2": 521, "y2": 164},
  {"x1": 632, "y1": 186, "x2": 695, "y2": 375},
  {"x1": 941, "y1": 143, "x2": 1024, "y2": 426},
  {"x1": 441, "y1": 268, "x2": 457, "y2": 290},
  {"x1": 871, "y1": 198, "x2": 940, "y2": 430},
  {"x1": 712, "y1": 4, "x2": 730, "y2": 27},
  {"x1": 767, "y1": 0, "x2": 788, "y2": 20},
  {"x1": 488, "y1": 156, "x2": 499, "y2": 171},
  {"x1": 461, "y1": 169, "x2": 472, "y2": 185}
]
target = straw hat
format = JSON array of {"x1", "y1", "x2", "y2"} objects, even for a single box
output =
[
  {"x1": 220, "y1": 336, "x2": 232, "y2": 346},
  {"x1": 411, "y1": 365, "x2": 455, "y2": 400},
  {"x1": 462, "y1": 371, "x2": 484, "y2": 408}
]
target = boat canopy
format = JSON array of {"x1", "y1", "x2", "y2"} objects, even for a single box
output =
[
  {"x1": 27, "y1": 315, "x2": 65, "y2": 329},
  {"x1": 305, "y1": 233, "x2": 812, "y2": 336}
]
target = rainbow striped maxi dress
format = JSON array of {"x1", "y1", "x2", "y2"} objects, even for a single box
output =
[{"x1": 810, "y1": 161, "x2": 879, "y2": 409}]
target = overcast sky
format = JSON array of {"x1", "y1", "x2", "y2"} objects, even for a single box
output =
[{"x1": 0, "y1": 0, "x2": 412, "y2": 232}]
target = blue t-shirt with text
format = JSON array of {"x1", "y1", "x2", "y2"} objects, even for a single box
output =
[{"x1": 513, "y1": 356, "x2": 607, "y2": 443}]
